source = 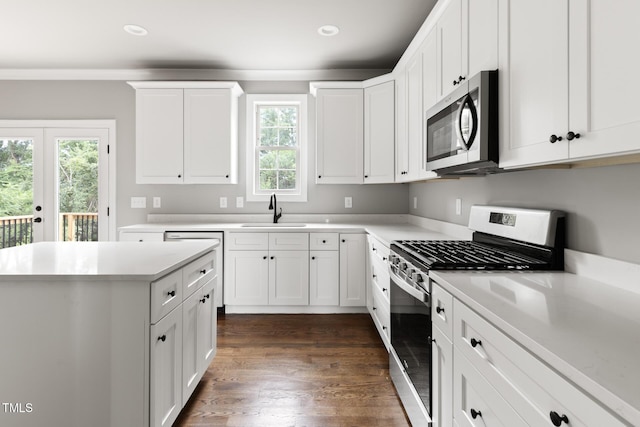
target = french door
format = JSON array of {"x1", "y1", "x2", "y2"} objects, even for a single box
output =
[{"x1": 0, "y1": 121, "x2": 115, "y2": 248}]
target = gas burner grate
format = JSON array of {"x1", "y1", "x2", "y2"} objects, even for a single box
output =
[{"x1": 396, "y1": 240, "x2": 549, "y2": 270}]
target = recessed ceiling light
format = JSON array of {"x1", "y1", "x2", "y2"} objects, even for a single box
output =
[
  {"x1": 123, "y1": 24, "x2": 148, "y2": 36},
  {"x1": 318, "y1": 25, "x2": 340, "y2": 37}
]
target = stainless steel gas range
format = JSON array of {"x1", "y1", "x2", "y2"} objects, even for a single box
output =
[{"x1": 387, "y1": 205, "x2": 566, "y2": 426}]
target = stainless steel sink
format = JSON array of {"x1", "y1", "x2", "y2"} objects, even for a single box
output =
[{"x1": 240, "y1": 223, "x2": 307, "y2": 228}]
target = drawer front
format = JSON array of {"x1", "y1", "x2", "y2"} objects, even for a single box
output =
[
  {"x1": 367, "y1": 235, "x2": 390, "y2": 264},
  {"x1": 454, "y1": 300, "x2": 625, "y2": 427},
  {"x1": 309, "y1": 232, "x2": 339, "y2": 250},
  {"x1": 432, "y1": 283, "x2": 453, "y2": 340},
  {"x1": 119, "y1": 231, "x2": 164, "y2": 242},
  {"x1": 454, "y1": 350, "x2": 528, "y2": 427},
  {"x1": 183, "y1": 251, "x2": 216, "y2": 298},
  {"x1": 371, "y1": 283, "x2": 390, "y2": 346},
  {"x1": 370, "y1": 258, "x2": 390, "y2": 301},
  {"x1": 269, "y1": 232, "x2": 309, "y2": 250},
  {"x1": 226, "y1": 232, "x2": 269, "y2": 250},
  {"x1": 151, "y1": 269, "x2": 183, "y2": 324}
]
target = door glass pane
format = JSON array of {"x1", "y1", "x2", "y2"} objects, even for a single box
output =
[
  {"x1": 0, "y1": 138, "x2": 34, "y2": 248},
  {"x1": 57, "y1": 139, "x2": 99, "y2": 242}
]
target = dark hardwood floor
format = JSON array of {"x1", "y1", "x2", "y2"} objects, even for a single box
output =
[{"x1": 175, "y1": 313, "x2": 411, "y2": 427}]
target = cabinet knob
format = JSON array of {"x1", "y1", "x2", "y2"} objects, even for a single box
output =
[
  {"x1": 566, "y1": 131, "x2": 581, "y2": 141},
  {"x1": 436, "y1": 306, "x2": 445, "y2": 314},
  {"x1": 549, "y1": 411, "x2": 569, "y2": 426},
  {"x1": 263, "y1": 256, "x2": 267, "y2": 259},
  {"x1": 341, "y1": 239, "x2": 346, "y2": 243},
  {"x1": 225, "y1": 174, "x2": 229, "y2": 178},
  {"x1": 322, "y1": 240, "x2": 326, "y2": 243},
  {"x1": 205, "y1": 293, "x2": 210, "y2": 299},
  {"x1": 382, "y1": 288, "x2": 387, "y2": 292},
  {"x1": 372, "y1": 274, "x2": 377, "y2": 278},
  {"x1": 382, "y1": 257, "x2": 387, "y2": 261},
  {"x1": 373, "y1": 306, "x2": 377, "y2": 310},
  {"x1": 178, "y1": 174, "x2": 182, "y2": 178},
  {"x1": 364, "y1": 175, "x2": 368, "y2": 178},
  {"x1": 453, "y1": 79, "x2": 459, "y2": 86},
  {"x1": 158, "y1": 335, "x2": 166, "y2": 342},
  {"x1": 311, "y1": 256, "x2": 316, "y2": 260},
  {"x1": 167, "y1": 290, "x2": 176, "y2": 297},
  {"x1": 470, "y1": 338, "x2": 482, "y2": 348},
  {"x1": 200, "y1": 298, "x2": 206, "y2": 303},
  {"x1": 382, "y1": 326, "x2": 387, "y2": 330},
  {"x1": 470, "y1": 409, "x2": 482, "y2": 420},
  {"x1": 458, "y1": 75, "x2": 466, "y2": 83},
  {"x1": 318, "y1": 175, "x2": 322, "y2": 179},
  {"x1": 270, "y1": 256, "x2": 274, "y2": 260},
  {"x1": 549, "y1": 134, "x2": 563, "y2": 143},
  {"x1": 200, "y1": 269, "x2": 207, "y2": 274}
]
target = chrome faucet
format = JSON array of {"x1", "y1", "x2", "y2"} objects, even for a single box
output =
[{"x1": 268, "y1": 193, "x2": 282, "y2": 223}]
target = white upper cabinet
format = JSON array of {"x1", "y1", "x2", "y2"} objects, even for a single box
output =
[
  {"x1": 364, "y1": 80, "x2": 395, "y2": 183},
  {"x1": 130, "y1": 81, "x2": 242, "y2": 184},
  {"x1": 498, "y1": 0, "x2": 570, "y2": 168},
  {"x1": 437, "y1": 0, "x2": 464, "y2": 100},
  {"x1": 499, "y1": 0, "x2": 640, "y2": 169},
  {"x1": 395, "y1": 73, "x2": 409, "y2": 182},
  {"x1": 568, "y1": 0, "x2": 640, "y2": 161},
  {"x1": 314, "y1": 86, "x2": 364, "y2": 184},
  {"x1": 464, "y1": 0, "x2": 499, "y2": 78}
]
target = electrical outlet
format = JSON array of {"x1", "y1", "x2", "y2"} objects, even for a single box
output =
[
  {"x1": 413, "y1": 196, "x2": 418, "y2": 209},
  {"x1": 220, "y1": 197, "x2": 227, "y2": 208},
  {"x1": 345, "y1": 196, "x2": 353, "y2": 209},
  {"x1": 130, "y1": 197, "x2": 146, "y2": 209},
  {"x1": 236, "y1": 197, "x2": 244, "y2": 208},
  {"x1": 456, "y1": 198, "x2": 462, "y2": 215},
  {"x1": 153, "y1": 197, "x2": 161, "y2": 208}
]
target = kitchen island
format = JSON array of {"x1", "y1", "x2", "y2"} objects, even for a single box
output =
[{"x1": 0, "y1": 241, "x2": 219, "y2": 427}]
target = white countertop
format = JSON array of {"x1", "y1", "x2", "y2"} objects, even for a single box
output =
[
  {"x1": 0, "y1": 241, "x2": 218, "y2": 280},
  {"x1": 430, "y1": 269, "x2": 640, "y2": 425}
]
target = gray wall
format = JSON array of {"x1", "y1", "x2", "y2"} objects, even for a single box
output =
[
  {"x1": 409, "y1": 164, "x2": 640, "y2": 264},
  {"x1": 0, "y1": 80, "x2": 409, "y2": 229}
]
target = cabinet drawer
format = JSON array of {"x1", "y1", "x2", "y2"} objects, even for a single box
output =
[
  {"x1": 269, "y1": 232, "x2": 309, "y2": 250},
  {"x1": 454, "y1": 300, "x2": 625, "y2": 427},
  {"x1": 371, "y1": 283, "x2": 390, "y2": 344},
  {"x1": 151, "y1": 269, "x2": 183, "y2": 324},
  {"x1": 119, "y1": 231, "x2": 164, "y2": 242},
  {"x1": 370, "y1": 259, "x2": 390, "y2": 300},
  {"x1": 182, "y1": 251, "x2": 216, "y2": 298},
  {"x1": 226, "y1": 232, "x2": 269, "y2": 250},
  {"x1": 367, "y1": 235, "x2": 390, "y2": 264},
  {"x1": 432, "y1": 283, "x2": 453, "y2": 340},
  {"x1": 454, "y1": 350, "x2": 527, "y2": 427},
  {"x1": 309, "y1": 233, "x2": 339, "y2": 250}
]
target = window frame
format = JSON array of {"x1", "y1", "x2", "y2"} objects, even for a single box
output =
[{"x1": 245, "y1": 94, "x2": 307, "y2": 202}]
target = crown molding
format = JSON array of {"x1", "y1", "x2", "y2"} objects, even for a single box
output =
[{"x1": 0, "y1": 68, "x2": 390, "y2": 82}]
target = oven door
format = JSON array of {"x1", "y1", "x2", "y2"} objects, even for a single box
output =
[{"x1": 389, "y1": 271, "x2": 432, "y2": 425}]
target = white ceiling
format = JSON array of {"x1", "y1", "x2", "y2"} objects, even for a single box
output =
[{"x1": 1, "y1": 0, "x2": 438, "y2": 72}]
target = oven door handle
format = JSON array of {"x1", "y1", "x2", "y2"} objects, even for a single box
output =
[{"x1": 389, "y1": 268, "x2": 430, "y2": 305}]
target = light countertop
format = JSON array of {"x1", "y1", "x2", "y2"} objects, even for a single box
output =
[
  {"x1": 430, "y1": 270, "x2": 640, "y2": 425},
  {"x1": 0, "y1": 241, "x2": 218, "y2": 281}
]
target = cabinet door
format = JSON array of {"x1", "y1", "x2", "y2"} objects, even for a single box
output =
[
  {"x1": 309, "y1": 250, "x2": 339, "y2": 306},
  {"x1": 437, "y1": 0, "x2": 463, "y2": 100},
  {"x1": 269, "y1": 250, "x2": 310, "y2": 305},
  {"x1": 498, "y1": 0, "x2": 569, "y2": 168},
  {"x1": 364, "y1": 81, "x2": 395, "y2": 183},
  {"x1": 316, "y1": 88, "x2": 364, "y2": 184},
  {"x1": 432, "y1": 326, "x2": 453, "y2": 427},
  {"x1": 465, "y1": 0, "x2": 498, "y2": 78},
  {"x1": 406, "y1": 49, "x2": 424, "y2": 182},
  {"x1": 339, "y1": 234, "x2": 366, "y2": 307},
  {"x1": 225, "y1": 251, "x2": 269, "y2": 305},
  {"x1": 395, "y1": 74, "x2": 409, "y2": 181},
  {"x1": 150, "y1": 307, "x2": 183, "y2": 427},
  {"x1": 569, "y1": 0, "x2": 640, "y2": 160},
  {"x1": 422, "y1": 27, "x2": 438, "y2": 115},
  {"x1": 184, "y1": 89, "x2": 236, "y2": 183},
  {"x1": 136, "y1": 89, "x2": 184, "y2": 184},
  {"x1": 197, "y1": 278, "x2": 217, "y2": 374},
  {"x1": 181, "y1": 289, "x2": 201, "y2": 403}
]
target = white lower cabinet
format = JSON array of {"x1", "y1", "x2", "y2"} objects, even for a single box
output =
[
  {"x1": 310, "y1": 250, "x2": 339, "y2": 306},
  {"x1": 150, "y1": 306, "x2": 183, "y2": 427},
  {"x1": 367, "y1": 234, "x2": 391, "y2": 349},
  {"x1": 150, "y1": 251, "x2": 218, "y2": 427},
  {"x1": 432, "y1": 278, "x2": 627, "y2": 427},
  {"x1": 225, "y1": 232, "x2": 366, "y2": 310}
]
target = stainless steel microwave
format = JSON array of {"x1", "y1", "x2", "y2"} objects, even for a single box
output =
[{"x1": 425, "y1": 70, "x2": 499, "y2": 175}]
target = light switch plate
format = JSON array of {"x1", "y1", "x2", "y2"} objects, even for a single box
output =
[
  {"x1": 413, "y1": 196, "x2": 418, "y2": 209},
  {"x1": 131, "y1": 197, "x2": 146, "y2": 209},
  {"x1": 220, "y1": 197, "x2": 227, "y2": 208},
  {"x1": 456, "y1": 198, "x2": 462, "y2": 215},
  {"x1": 153, "y1": 197, "x2": 161, "y2": 208},
  {"x1": 345, "y1": 196, "x2": 353, "y2": 209},
  {"x1": 236, "y1": 197, "x2": 244, "y2": 208}
]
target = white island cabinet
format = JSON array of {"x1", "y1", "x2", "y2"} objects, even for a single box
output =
[{"x1": 0, "y1": 241, "x2": 218, "y2": 427}]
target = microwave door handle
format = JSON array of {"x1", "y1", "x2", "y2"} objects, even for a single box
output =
[{"x1": 455, "y1": 94, "x2": 478, "y2": 151}]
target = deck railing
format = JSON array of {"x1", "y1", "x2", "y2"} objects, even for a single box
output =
[{"x1": 0, "y1": 213, "x2": 98, "y2": 249}]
